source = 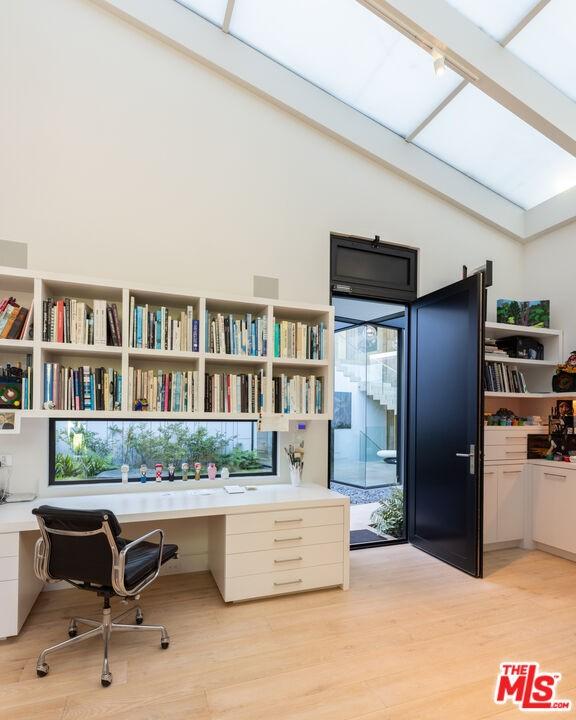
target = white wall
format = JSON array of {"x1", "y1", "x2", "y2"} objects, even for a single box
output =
[
  {"x1": 524, "y1": 224, "x2": 575, "y2": 357},
  {"x1": 0, "y1": 0, "x2": 525, "y2": 500}
]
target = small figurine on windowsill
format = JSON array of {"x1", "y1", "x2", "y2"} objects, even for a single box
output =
[
  {"x1": 207, "y1": 462, "x2": 217, "y2": 481},
  {"x1": 168, "y1": 463, "x2": 176, "y2": 482},
  {"x1": 121, "y1": 464, "x2": 129, "y2": 484},
  {"x1": 220, "y1": 467, "x2": 230, "y2": 480},
  {"x1": 194, "y1": 462, "x2": 202, "y2": 481},
  {"x1": 139, "y1": 464, "x2": 148, "y2": 484},
  {"x1": 155, "y1": 463, "x2": 163, "y2": 482},
  {"x1": 181, "y1": 462, "x2": 189, "y2": 481}
]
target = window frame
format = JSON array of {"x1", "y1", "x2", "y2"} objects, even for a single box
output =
[{"x1": 48, "y1": 418, "x2": 278, "y2": 486}]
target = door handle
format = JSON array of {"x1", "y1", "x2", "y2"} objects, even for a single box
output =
[{"x1": 456, "y1": 444, "x2": 475, "y2": 474}]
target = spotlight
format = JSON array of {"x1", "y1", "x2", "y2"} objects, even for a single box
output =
[{"x1": 431, "y1": 48, "x2": 446, "y2": 77}]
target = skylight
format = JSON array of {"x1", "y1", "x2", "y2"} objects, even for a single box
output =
[
  {"x1": 175, "y1": 0, "x2": 227, "y2": 26},
  {"x1": 414, "y1": 85, "x2": 576, "y2": 209},
  {"x1": 229, "y1": 0, "x2": 462, "y2": 138},
  {"x1": 443, "y1": 0, "x2": 541, "y2": 41},
  {"x1": 508, "y1": 0, "x2": 576, "y2": 102}
]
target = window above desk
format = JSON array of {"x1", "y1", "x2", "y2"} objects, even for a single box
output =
[{"x1": 49, "y1": 419, "x2": 276, "y2": 485}]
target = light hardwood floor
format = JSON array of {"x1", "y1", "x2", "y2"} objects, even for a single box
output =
[{"x1": 1, "y1": 546, "x2": 576, "y2": 719}]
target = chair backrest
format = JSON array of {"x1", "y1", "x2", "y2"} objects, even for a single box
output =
[{"x1": 33, "y1": 505, "x2": 122, "y2": 587}]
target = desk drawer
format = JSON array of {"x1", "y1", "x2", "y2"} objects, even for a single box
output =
[
  {"x1": 226, "y1": 524, "x2": 344, "y2": 554},
  {"x1": 0, "y1": 534, "x2": 18, "y2": 559},
  {"x1": 226, "y1": 507, "x2": 343, "y2": 535},
  {"x1": 226, "y1": 563, "x2": 344, "y2": 602},
  {"x1": 0, "y1": 580, "x2": 18, "y2": 638},
  {"x1": 484, "y1": 445, "x2": 526, "y2": 462},
  {"x1": 0, "y1": 556, "x2": 18, "y2": 581},
  {"x1": 484, "y1": 431, "x2": 527, "y2": 447},
  {"x1": 226, "y1": 542, "x2": 343, "y2": 578}
]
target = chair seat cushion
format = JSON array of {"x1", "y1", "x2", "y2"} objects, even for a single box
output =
[{"x1": 119, "y1": 539, "x2": 178, "y2": 589}]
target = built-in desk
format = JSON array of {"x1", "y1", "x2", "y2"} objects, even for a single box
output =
[{"x1": 0, "y1": 484, "x2": 350, "y2": 639}]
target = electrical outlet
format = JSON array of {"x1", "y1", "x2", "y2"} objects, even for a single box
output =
[{"x1": 0, "y1": 455, "x2": 13, "y2": 467}]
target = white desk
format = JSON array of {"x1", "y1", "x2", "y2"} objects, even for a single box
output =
[{"x1": 0, "y1": 484, "x2": 350, "y2": 638}]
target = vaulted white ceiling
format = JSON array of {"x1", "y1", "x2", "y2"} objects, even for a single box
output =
[{"x1": 96, "y1": 0, "x2": 576, "y2": 241}]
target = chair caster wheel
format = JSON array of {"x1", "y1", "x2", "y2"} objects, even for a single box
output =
[
  {"x1": 135, "y1": 609, "x2": 143, "y2": 625},
  {"x1": 36, "y1": 664, "x2": 49, "y2": 677},
  {"x1": 101, "y1": 673, "x2": 113, "y2": 687},
  {"x1": 68, "y1": 628, "x2": 78, "y2": 638},
  {"x1": 161, "y1": 639, "x2": 170, "y2": 649}
]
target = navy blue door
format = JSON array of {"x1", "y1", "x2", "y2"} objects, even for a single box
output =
[{"x1": 408, "y1": 275, "x2": 484, "y2": 577}]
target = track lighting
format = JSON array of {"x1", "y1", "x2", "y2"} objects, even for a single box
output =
[{"x1": 431, "y1": 48, "x2": 446, "y2": 77}]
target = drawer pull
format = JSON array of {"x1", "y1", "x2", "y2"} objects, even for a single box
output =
[
  {"x1": 274, "y1": 556, "x2": 303, "y2": 564},
  {"x1": 274, "y1": 518, "x2": 303, "y2": 524},
  {"x1": 544, "y1": 472, "x2": 566, "y2": 479},
  {"x1": 502, "y1": 470, "x2": 521, "y2": 474},
  {"x1": 274, "y1": 579, "x2": 303, "y2": 587},
  {"x1": 274, "y1": 536, "x2": 303, "y2": 543}
]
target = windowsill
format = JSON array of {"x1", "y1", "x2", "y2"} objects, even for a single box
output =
[{"x1": 38, "y1": 474, "x2": 284, "y2": 498}]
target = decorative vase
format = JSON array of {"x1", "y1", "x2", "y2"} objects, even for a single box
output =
[
  {"x1": 289, "y1": 467, "x2": 302, "y2": 486},
  {"x1": 207, "y1": 463, "x2": 217, "y2": 481}
]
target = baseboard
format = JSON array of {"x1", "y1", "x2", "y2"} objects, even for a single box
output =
[
  {"x1": 483, "y1": 539, "x2": 522, "y2": 552},
  {"x1": 42, "y1": 553, "x2": 210, "y2": 592},
  {"x1": 533, "y1": 542, "x2": 576, "y2": 563}
]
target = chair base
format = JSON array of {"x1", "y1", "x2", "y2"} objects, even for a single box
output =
[{"x1": 36, "y1": 602, "x2": 170, "y2": 687}]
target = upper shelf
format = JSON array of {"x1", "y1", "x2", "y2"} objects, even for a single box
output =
[
  {"x1": 484, "y1": 354, "x2": 557, "y2": 367},
  {"x1": 485, "y1": 321, "x2": 561, "y2": 339}
]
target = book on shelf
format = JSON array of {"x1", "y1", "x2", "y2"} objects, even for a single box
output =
[
  {"x1": 206, "y1": 311, "x2": 267, "y2": 356},
  {"x1": 273, "y1": 374, "x2": 323, "y2": 414},
  {"x1": 0, "y1": 297, "x2": 33, "y2": 340},
  {"x1": 485, "y1": 336, "x2": 508, "y2": 357},
  {"x1": 484, "y1": 361, "x2": 527, "y2": 393},
  {"x1": 129, "y1": 298, "x2": 198, "y2": 352},
  {"x1": 43, "y1": 363, "x2": 122, "y2": 410},
  {"x1": 204, "y1": 370, "x2": 265, "y2": 413},
  {"x1": 274, "y1": 319, "x2": 326, "y2": 360},
  {"x1": 0, "y1": 357, "x2": 32, "y2": 410},
  {"x1": 42, "y1": 298, "x2": 121, "y2": 346},
  {"x1": 128, "y1": 367, "x2": 198, "y2": 412}
]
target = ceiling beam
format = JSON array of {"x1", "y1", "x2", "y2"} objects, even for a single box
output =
[
  {"x1": 359, "y1": 0, "x2": 576, "y2": 157},
  {"x1": 89, "y1": 0, "x2": 525, "y2": 239},
  {"x1": 222, "y1": 0, "x2": 235, "y2": 34}
]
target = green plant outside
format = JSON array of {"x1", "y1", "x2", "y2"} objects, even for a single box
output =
[
  {"x1": 55, "y1": 422, "x2": 269, "y2": 481},
  {"x1": 370, "y1": 487, "x2": 404, "y2": 539}
]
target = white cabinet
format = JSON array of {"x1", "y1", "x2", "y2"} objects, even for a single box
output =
[
  {"x1": 483, "y1": 465, "x2": 525, "y2": 545},
  {"x1": 532, "y1": 465, "x2": 576, "y2": 553}
]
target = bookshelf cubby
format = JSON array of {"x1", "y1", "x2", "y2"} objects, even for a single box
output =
[
  {"x1": 0, "y1": 266, "x2": 334, "y2": 420},
  {"x1": 484, "y1": 321, "x2": 572, "y2": 418}
]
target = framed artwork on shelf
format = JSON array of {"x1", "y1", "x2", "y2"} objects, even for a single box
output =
[{"x1": 496, "y1": 299, "x2": 550, "y2": 328}]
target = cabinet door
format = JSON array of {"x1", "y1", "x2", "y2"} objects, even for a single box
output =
[
  {"x1": 497, "y1": 466, "x2": 524, "y2": 542},
  {"x1": 483, "y1": 468, "x2": 499, "y2": 544},
  {"x1": 532, "y1": 466, "x2": 574, "y2": 551}
]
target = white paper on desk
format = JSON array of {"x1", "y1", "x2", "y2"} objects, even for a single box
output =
[{"x1": 224, "y1": 485, "x2": 245, "y2": 494}]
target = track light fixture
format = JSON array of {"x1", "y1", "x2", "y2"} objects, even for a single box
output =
[{"x1": 431, "y1": 48, "x2": 446, "y2": 77}]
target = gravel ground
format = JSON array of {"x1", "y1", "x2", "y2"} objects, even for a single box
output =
[{"x1": 330, "y1": 482, "x2": 399, "y2": 505}]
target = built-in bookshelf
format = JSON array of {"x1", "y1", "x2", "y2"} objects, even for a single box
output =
[
  {"x1": 0, "y1": 266, "x2": 334, "y2": 420},
  {"x1": 484, "y1": 320, "x2": 573, "y2": 417}
]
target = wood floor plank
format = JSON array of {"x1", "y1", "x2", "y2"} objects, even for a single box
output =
[{"x1": 0, "y1": 547, "x2": 575, "y2": 720}]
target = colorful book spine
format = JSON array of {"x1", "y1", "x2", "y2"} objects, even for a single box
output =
[{"x1": 273, "y1": 319, "x2": 326, "y2": 360}]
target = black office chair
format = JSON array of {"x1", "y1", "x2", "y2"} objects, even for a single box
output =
[{"x1": 32, "y1": 505, "x2": 178, "y2": 687}]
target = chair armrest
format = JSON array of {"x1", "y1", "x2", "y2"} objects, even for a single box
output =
[{"x1": 111, "y1": 528, "x2": 165, "y2": 597}]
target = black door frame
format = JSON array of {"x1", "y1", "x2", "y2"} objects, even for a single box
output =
[{"x1": 329, "y1": 293, "x2": 409, "y2": 550}]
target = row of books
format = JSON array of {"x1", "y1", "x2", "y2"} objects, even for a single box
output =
[
  {"x1": 43, "y1": 364, "x2": 122, "y2": 410},
  {"x1": 0, "y1": 297, "x2": 33, "y2": 340},
  {"x1": 484, "y1": 361, "x2": 527, "y2": 394},
  {"x1": 128, "y1": 368, "x2": 199, "y2": 412},
  {"x1": 204, "y1": 371, "x2": 265, "y2": 413},
  {"x1": 272, "y1": 374, "x2": 324, "y2": 414},
  {"x1": 42, "y1": 298, "x2": 122, "y2": 346},
  {"x1": 274, "y1": 320, "x2": 326, "y2": 360},
  {"x1": 130, "y1": 299, "x2": 199, "y2": 352},
  {"x1": 206, "y1": 313, "x2": 267, "y2": 356}
]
